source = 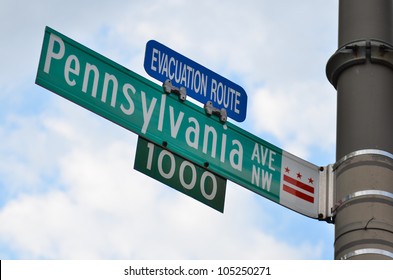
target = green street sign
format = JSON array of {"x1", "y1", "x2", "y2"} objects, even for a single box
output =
[
  {"x1": 134, "y1": 137, "x2": 226, "y2": 212},
  {"x1": 36, "y1": 26, "x2": 323, "y2": 219}
]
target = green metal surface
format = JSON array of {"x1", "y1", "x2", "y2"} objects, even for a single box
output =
[
  {"x1": 134, "y1": 137, "x2": 226, "y2": 212},
  {"x1": 36, "y1": 27, "x2": 321, "y2": 218}
]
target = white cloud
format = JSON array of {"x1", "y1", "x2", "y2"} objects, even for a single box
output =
[{"x1": 250, "y1": 80, "x2": 336, "y2": 159}]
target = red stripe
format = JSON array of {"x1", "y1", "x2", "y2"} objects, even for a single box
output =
[
  {"x1": 283, "y1": 174, "x2": 314, "y2": 194},
  {"x1": 283, "y1": 185, "x2": 314, "y2": 203}
]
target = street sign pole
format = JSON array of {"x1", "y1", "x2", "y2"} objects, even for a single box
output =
[{"x1": 327, "y1": 0, "x2": 393, "y2": 259}]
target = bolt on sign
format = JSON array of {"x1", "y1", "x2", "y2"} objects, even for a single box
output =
[{"x1": 36, "y1": 27, "x2": 323, "y2": 218}]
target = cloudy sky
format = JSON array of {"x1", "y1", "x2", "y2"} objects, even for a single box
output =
[{"x1": 0, "y1": 0, "x2": 338, "y2": 259}]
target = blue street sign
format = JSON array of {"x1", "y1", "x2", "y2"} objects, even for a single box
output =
[{"x1": 144, "y1": 40, "x2": 248, "y2": 122}]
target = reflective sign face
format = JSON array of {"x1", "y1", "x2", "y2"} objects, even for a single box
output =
[
  {"x1": 36, "y1": 27, "x2": 322, "y2": 218},
  {"x1": 134, "y1": 137, "x2": 227, "y2": 212},
  {"x1": 144, "y1": 40, "x2": 248, "y2": 122}
]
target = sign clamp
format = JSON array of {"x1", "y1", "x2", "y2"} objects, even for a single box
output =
[
  {"x1": 326, "y1": 39, "x2": 393, "y2": 88},
  {"x1": 317, "y1": 164, "x2": 335, "y2": 223},
  {"x1": 163, "y1": 79, "x2": 187, "y2": 101},
  {"x1": 204, "y1": 101, "x2": 227, "y2": 123}
]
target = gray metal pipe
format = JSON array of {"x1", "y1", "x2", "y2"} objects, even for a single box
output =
[{"x1": 328, "y1": 0, "x2": 393, "y2": 259}]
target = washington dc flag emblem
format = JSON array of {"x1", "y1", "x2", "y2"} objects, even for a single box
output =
[{"x1": 279, "y1": 151, "x2": 320, "y2": 217}]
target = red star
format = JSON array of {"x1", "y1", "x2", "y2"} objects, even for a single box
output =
[
  {"x1": 297, "y1": 172, "x2": 302, "y2": 179},
  {"x1": 308, "y1": 177, "x2": 314, "y2": 184},
  {"x1": 285, "y1": 167, "x2": 290, "y2": 173}
]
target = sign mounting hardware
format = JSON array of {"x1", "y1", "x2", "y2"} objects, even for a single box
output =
[
  {"x1": 163, "y1": 79, "x2": 187, "y2": 102},
  {"x1": 204, "y1": 101, "x2": 227, "y2": 123}
]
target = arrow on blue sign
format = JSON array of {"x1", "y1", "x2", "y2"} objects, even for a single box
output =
[{"x1": 144, "y1": 40, "x2": 248, "y2": 122}]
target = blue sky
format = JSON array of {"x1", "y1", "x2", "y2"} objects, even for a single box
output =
[{"x1": 0, "y1": 0, "x2": 338, "y2": 259}]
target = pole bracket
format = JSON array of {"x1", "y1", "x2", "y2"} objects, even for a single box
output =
[
  {"x1": 326, "y1": 39, "x2": 393, "y2": 88},
  {"x1": 332, "y1": 189, "x2": 393, "y2": 215},
  {"x1": 163, "y1": 79, "x2": 187, "y2": 102},
  {"x1": 318, "y1": 164, "x2": 335, "y2": 223},
  {"x1": 204, "y1": 101, "x2": 227, "y2": 123},
  {"x1": 334, "y1": 149, "x2": 393, "y2": 171},
  {"x1": 340, "y1": 248, "x2": 393, "y2": 260}
]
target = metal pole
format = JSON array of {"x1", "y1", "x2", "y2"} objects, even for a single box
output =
[{"x1": 326, "y1": 0, "x2": 393, "y2": 259}]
